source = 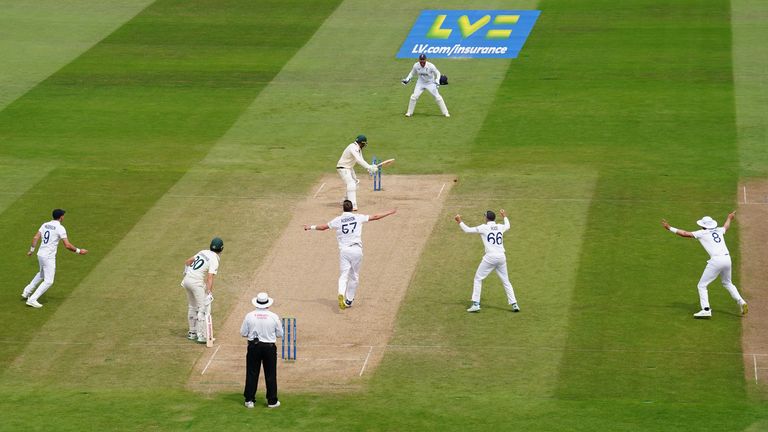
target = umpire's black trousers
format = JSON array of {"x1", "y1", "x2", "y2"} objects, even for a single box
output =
[{"x1": 243, "y1": 340, "x2": 278, "y2": 405}]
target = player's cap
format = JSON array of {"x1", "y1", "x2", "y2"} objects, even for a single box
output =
[
  {"x1": 355, "y1": 134, "x2": 367, "y2": 145},
  {"x1": 696, "y1": 216, "x2": 717, "y2": 229},
  {"x1": 210, "y1": 237, "x2": 224, "y2": 252},
  {"x1": 252, "y1": 292, "x2": 274, "y2": 309},
  {"x1": 52, "y1": 209, "x2": 66, "y2": 220},
  {"x1": 484, "y1": 210, "x2": 496, "y2": 221},
  {"x1": 418, "y1": 54, "x2": 427, "y2": 60}
]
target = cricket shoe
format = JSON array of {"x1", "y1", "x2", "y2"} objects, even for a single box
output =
[
  {"x1": 345, "y1": 299, "x2": 353, "y2": 308},
  {"x1": 26, "y1": 299, "x2": 43, "y2": 308},
  {"x1": 466, "y1": 303, "x2": 481, "y2": 313},
  {"x1": 740, "y1": 301, "x2": 748, "y2": 316},
  {"x1": 267, "y1": 401, "x2": 281, "y2": 408},
  {"x1": 338, "y1": 294, "x2": 346, "y2": 310},
  {"x1": 693, "y1": 309, "x2": 712, "y2": 319},
  {"x1": 187, "y1": 332, "x2": 197, "y2": 341},
  {"x1": 21, "y1": 291, "x2": 29, "y2": 299},
  {"x1": 244, "y1": 401, "x2": 255, "y2": 409},
  {"x1": 445, "y1": 113, "x2": 451, "y2": 117},
  {"x1": 511, "y1": 303, "x2": 520, "y2": 313},
  {"x1": 405, "y1": 113, "x2": 412, "y2": 117},
  {"x1": 197, "y1": 336, "x2": 207, "y2": 344}
]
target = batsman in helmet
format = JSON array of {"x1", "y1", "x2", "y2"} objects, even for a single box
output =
[{"x1": 335, "y1": 134, "x2": 378, "y2": 211}]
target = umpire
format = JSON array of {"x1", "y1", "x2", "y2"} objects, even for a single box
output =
[{"x1": 240, "y1": 292, "x2": 283, "y2": 409}]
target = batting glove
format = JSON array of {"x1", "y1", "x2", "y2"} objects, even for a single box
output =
[
  {"x1": 401, "y1": 79, "x2": 410, "y2": 85},
  {"x1": 369, "y1": 165, "x2": 379, "y2": 174}
]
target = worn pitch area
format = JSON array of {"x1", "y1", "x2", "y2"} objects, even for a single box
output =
[
  {"x1": 188, "y1": 174, "x2": 454, "y2": 393},
  {"x1": 738, "y1": 181, "x2": 768, "y2": 386}
]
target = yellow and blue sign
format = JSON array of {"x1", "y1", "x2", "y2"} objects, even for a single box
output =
[{"x1": 397, "y1": 10, "x2": 540, "y2": 59}]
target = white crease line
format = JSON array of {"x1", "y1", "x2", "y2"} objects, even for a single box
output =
[
  {"x1": 359, "y1": 346, "x2": 374, "y2": 376},
  {"x1": 201, "y1": 345, "x2": 222, "y2": 375},
  {"x1": 755, "y1": 354, "x2": 759, "y2": 384},
  {"x1": 436, "y1": 183, "x2": 446, "y2": 200},
  {"x1": 313, "y1": 183, "x2": 326, "y2": 198},
  {"x1": 744, "y1": 185, "x2": 747, "y2": 204}
]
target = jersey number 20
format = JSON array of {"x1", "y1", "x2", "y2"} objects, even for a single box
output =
[{"x1": 191, "y1": 256, "x2": 205, "y2": 270}]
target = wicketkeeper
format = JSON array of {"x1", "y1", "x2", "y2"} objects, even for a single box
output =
[{"x1": 401, "y1": 53, "x2": 450, "y2": 117}]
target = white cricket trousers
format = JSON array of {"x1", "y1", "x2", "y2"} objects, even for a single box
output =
[
  {"x1": 182, "y1": 277, "x2": 207, "y2": 338},
  {"x1": 337, "y1": 167, "x2": 359, "y2": 209},
  {"x1": 697, "y1": 255, "x2": 744, "y2": 310},
  {"x1": 472, "y1": 253, "x2": 517, "y2": 304},
  {"x1": 407, "y1": 82, "x2": 449, "y2": 116},
  {"x1": 338, "y1": 245, "x2": 363, "y2": 302},
  {"x1": 23, "y1": 256, "x2": 56, "y2": 302}
]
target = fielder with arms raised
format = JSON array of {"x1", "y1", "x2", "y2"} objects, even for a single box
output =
[
  {"x1": 661, "y1": 212, "x2": 748, "y2": 318},
  {"x1": 304, "y1": 200, "x2": 396, "y2": 310},
  {"x1": 22, "y1": 208, "x2": 88, "y2": 308},
  {"x1": 336, "y1": 135, "x2": 378, "y2": 211},
  {"x1": 455, "y1": 209, "x2": 519, "y2": 313},
  {"x1": 181, "y1": 237, "x2": 223, "y2": 343}
]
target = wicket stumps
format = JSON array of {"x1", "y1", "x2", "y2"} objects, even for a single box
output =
[
  {"x1": 372, "y1": 156, "x2": 382, "y2": 191},
  {"x1": 281, "y1": 317, "x2": 297, "y2": 361}
]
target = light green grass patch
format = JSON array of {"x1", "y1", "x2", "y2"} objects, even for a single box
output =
[
  {"x1": 732, "y1": 0, "x2": 768, "y2": 177},
  {"x1": 0, "y1": 0, "x2": 154, "y2": 110}
]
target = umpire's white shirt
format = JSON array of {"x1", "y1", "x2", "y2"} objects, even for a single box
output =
[
  {"x1": 37, "y1": 220, "x2": 67, "y2": 259},
  {"x1": 337, "y1": 142, "x2": 373, "y2": 170},
  {"x1": 693, "y1": 228, "x2": 730, "y2": 258},
  {"x1": 329, "y1": 212, "x2": 370, "y2": 249},
  {"x1": 240, "y1": 309, "x2": 283, "y2": 343},
  {"x1": 406, "y1": 61, "x2": 441, "y2": 85},
  {"x1": 184, "y1": 249, "x2": 220, "y2": 283},
  {"x1": 460, "y1": 217, "x2": 510, "y2": 255}
]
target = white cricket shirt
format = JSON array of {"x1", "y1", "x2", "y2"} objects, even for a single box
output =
[
  {"x1": 185, "y1": 249, "x2": 220, "y2": 282},
  {"x1": 460, "y1": 217, "x2": 510, "y2": 255},
  {"x1": 328, "y1": 212, "x2": 370, "y2": 249},
  {"x1": 36, "y1": 220, "x2": 67, "y2": 259},
  {"x1": 693, "y1": 228, "x2": 730, "y2": 258},
  {"x1": 405, "y1": 61, "x2": 441, "y2": 85},
  {"x1": 336, "y1": 142, "x2": 372, "y2": 170},
  {"x1": 240, "y1": 309, "x2": 283, "y2": 343}
]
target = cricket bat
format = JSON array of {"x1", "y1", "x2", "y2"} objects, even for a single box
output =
[
  {"x1": 205, "y1": 304, "x2": 214, "y2": 348},
  {"x1": 376, "y1": 158, "x2": 395, "y2": 168}
]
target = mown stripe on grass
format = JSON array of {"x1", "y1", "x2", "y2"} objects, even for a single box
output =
[
  {"x1": 732, "y1": 0, "x2": 768, "y2": 178},
  {"x1": 0, "y1": 0, "x2": 343, "y2": 374},
  {"x1": 545, "y1": 0, "x2": 751, "y2": 425},
  {"x1": 0, "y1": 0, "x2": 155, "y2": 111}
]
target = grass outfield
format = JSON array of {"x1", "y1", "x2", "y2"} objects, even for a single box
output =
[{"x1": 1, "y1": 0, "x2": 768, "y2": 431}]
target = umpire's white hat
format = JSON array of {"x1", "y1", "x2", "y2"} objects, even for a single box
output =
[
  {"x1": 252, "y1": 292, "x2": 274, "y2": 309},
  {"x1": 696, "y1": 216, "x2": 717, "y2": 229}
]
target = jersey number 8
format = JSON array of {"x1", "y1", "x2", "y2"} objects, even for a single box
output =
[{"x1": 486, "y1": 232, "x2": 503, "y2": 245}]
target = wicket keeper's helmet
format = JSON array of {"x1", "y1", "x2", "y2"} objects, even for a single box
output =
[
  {"x1": 356, "y1": 135, "x2": 368, "y2": 148},
  {"x1": 210, "y1": 237, "x2": 224, "y2": 252}
]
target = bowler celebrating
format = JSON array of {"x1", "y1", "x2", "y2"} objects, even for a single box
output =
[{"x1": 304, "y1": 200, "x2": 396, "y2": 310}]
